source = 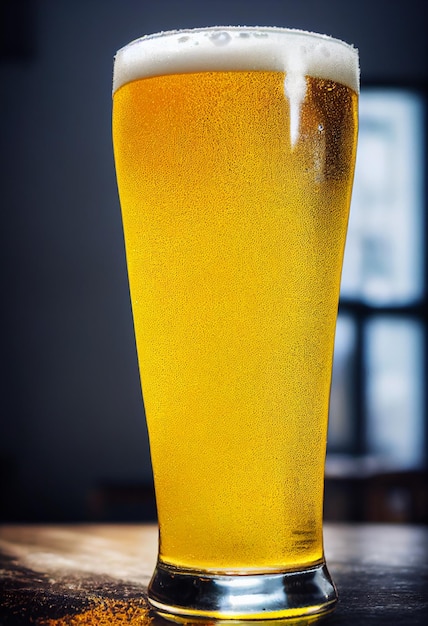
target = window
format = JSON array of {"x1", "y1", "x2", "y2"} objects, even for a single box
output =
[{"x1": 328, "y1": 88, "x2": 426, "y2": 470}]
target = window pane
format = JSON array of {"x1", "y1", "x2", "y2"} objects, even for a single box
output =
[
  {"x1": 365, "y1": 318, "x2": 424, "y2": 467},
  {"x1": 341, "y1": 89, "x2": 424, "y2": 305},
  {"x1": 328, "y1": 315, "x2": 356, "y2": 452}
]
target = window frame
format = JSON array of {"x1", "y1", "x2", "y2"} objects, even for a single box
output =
[{"x1": 330, "y1": 81, "x2": 427, "y2": 470}]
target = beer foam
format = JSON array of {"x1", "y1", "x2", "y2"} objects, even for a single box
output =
[{"x1": 113, "y1": 27, "x2": 359, "y2": 145}]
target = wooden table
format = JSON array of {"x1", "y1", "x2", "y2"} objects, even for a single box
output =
[{"x1": 1, "y1": 524, "x2": 427, "y2": 624}]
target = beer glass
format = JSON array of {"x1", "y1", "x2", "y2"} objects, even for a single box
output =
[{"x1": 112, "y1": 27, "x2": 358, "y2": 620}]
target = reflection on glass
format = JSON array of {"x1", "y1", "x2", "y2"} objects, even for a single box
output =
[
  {"x1": 365, "y1": 318, "x2": 424, "y2": 467},
  {"x1": 328, "y1": 315, "x2": 356, "y2": 452},
  {"x1": 341, "y1": 89, "x2": 424, "y2": 304}
]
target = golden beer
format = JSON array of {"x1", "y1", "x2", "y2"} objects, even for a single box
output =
[{"x1": 113, "y1": 27, "x2": 358, "y2": 620}]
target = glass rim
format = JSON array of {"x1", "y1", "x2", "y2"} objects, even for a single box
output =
[{"x1": 117, "y1": 26, "x2": 358, "y2": 56}]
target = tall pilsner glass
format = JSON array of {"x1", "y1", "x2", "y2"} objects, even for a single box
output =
[{"x1": 112, "y1": 27, "x2": 359, "y2": 621}]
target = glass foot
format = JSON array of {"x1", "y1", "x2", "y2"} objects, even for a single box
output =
[{"x1": 148, "y1": 560, "x2": 337, "y2": 621}]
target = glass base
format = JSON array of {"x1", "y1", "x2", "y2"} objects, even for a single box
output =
[{"x1": 148, "y1": 560, "x2": 338, "y2": 621}]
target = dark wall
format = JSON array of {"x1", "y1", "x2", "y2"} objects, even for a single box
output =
[{"x1": 1, "y1": 0, "x2": 427, "y2": 522}]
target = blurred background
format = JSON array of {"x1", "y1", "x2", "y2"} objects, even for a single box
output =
[{"x1": 1, "y1": 0, "x2": 427, "y2": 524}]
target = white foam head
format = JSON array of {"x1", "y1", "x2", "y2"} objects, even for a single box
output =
[
  {"x1": 113, "y1": 26, "x2": 359, "y2": 93},
  {"x1": 113, "y1": 27, "x2": 359, "y2": 145}
]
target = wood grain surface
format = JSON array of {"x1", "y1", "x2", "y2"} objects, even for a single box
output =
[{"x1": 1, "y1": 524, "x2": 427, "y2": 625}]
